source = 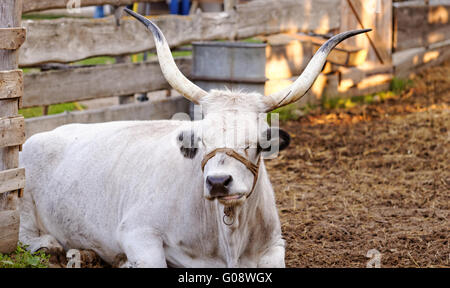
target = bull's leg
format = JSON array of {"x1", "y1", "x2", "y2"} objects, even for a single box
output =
[
  {"x1": 19, "y1": 191, "x2": 66, "y2": 265},
  {"x1": 257, "y1": 238, "x2": 285, "y2": 268},
  {"x1": 118, "y1": 228, "x2": 167, "y2": 268}
]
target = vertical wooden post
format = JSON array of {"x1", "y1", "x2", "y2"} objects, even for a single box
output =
[
  {"x1": 340, "y1": 0, "x2": 392, "y2": 65},
  {"x1": 116, "y1": 57, "x2": 135, "y2": 105},
  {"x1": 113, "y1": 7, "x2": 135, "y2": 105},
  {"x1": 0, "y1": 0, "x2": 25, "y2": 254},
  {"x1": 224, "y1": 0, "x2": 237, "y2": 40}
]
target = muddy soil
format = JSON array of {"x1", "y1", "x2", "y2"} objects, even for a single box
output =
[{"x1": 266, "y1": 60, "x2": 449, "y2": 267}]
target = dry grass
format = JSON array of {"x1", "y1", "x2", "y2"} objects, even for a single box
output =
[{"x1": 266, "y1": 60, "x2": 450, "y2": 267}]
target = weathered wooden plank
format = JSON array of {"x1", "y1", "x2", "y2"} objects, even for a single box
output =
[
  {"x1": 235, "y1": 0, "x2": 340, "y2": 37},
  {"x1": 0, "y1": 0, "x2": 22, "y2": 71},
  {"x1": 0, "y1": 100, "x2": 18, "y2": 119},
  {"x1": 25, "y1": 96, "x2": 190, "y2": 137},
  {"x1": 0, "y1": 28, "x2": 26, "y2": 50},
  {"x1": 338, "y1": 81, "x2": 391, "y2": 98},
  {"x1": 344, "y1": 0, "x2": 392, "y2": 64},
  {"x1": 290, "y1": 33, "x2": 368, "y2": 66},
  {"x1": 19, "y1": 0, "x2": 341, "y2": 66},
  {"x1": 23, "y1": 57, "x2": 191, "y2": 108},
  {"x1": 257, "y1": 34, "x2": 313, "y2": 80},
  {"x1": 0, "y1": 210, "x2": 19, "y2": 253},
  {"x1": 292, "y1": 33, "x2": 362, "y2": 52},
  {"x1": 313, "y1": 43, "x2": 368, "y2": 66},
  {"x1": 393, "y1": 1, "x2": 450, "y2": 51},
  {"x1": 22, "y1": 0, "x2": 164, "y2": 13},
  {"x1": 338, "y1": 63, "x2": 394, "y2": 89},
  {"x1": 341, "y1": 0, "x2": 392, "y2": 64},
  {"x1": 0, "y1": 69, "x2": 23, "y2": 101},
  {"x1": 306, "y1": 71, "x2": 392, "y2": 99},
  {"x1": 0, "y1": 168, "x2": 25, "y2": 195},
  {"x1": 321, "y1": 62, "x2": 339, "y2": 74},
  {"x1": 0, "y1": 116, "x2": 25, "y2": 148},
  {"x1": 338, "y1": 73, "x2": 393, "y2": 95},
  {"x1": 265, "y1": 73, "x2": 331, "y2": 105},
  {"x1": 393, "y1": 39, "x2": 450, "y2": 78}
]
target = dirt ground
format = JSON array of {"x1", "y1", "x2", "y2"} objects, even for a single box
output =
[
  {"x1": 266, "y1": 60, "x2": 450, "y2": 267},
  {"x1": 50, "y1": 61, "x2": 449, "y2": 269}
]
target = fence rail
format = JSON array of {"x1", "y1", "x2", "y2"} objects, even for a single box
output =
[
  {"x1": 393, "y1": 0, "x2": 450, "y2": 51},
  {"x1": 17, "y1": 0, "x2": 342, "y2": 137},
  {"x1": 19, "y1": 0, "x2": 340, "y2": 66},
  {"x1": 0, "y1": 28, "x2": 26, "y2": 50},
  {"x1": 0, "y1": 116, "x2": 25, "y2": 147},
  {"x1": 25, "y1": 96, "x2": 190, "y2": 137},
  {"x1": 22, "y1": 0, "x2": 164, "y2": 13},
  {"x1": 23, "y1": 57, "x2": 191, "y2": 108},
  {"x1": 0, "y1": 70, "x2": 23, "y2": 101},
  {"x1": 16, "y1": 0, "x2": 450, "y2": 134},
  {"x1": 0, "y1": 168, "x2": 25, "y2": 196}
]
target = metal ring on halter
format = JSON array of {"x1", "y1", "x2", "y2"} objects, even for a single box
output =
[
  {"x1": 223, "y1": 206, "x2": 235, "y2": 226},
  {"x1": 223, "y1": 214, "x2": 234, "y2": 226}
]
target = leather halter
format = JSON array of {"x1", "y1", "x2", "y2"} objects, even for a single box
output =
[{"x1": 201, "y1": 148, "x2": 261, "y2": 199}]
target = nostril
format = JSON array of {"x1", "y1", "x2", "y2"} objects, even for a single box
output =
[
  {"x1": 223, "y1": 175, "x2": 232, "y2": 187},
  {"x1": 206, "y1": 176, "x2": 213, "y2": 188}
]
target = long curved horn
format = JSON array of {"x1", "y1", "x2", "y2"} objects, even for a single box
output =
[
  {"x1": 124, "y1": 8, "x2": 207, "y2": 104},
  {"x1": 263, "y1": 29, "x2": 372, "y2": 112}
]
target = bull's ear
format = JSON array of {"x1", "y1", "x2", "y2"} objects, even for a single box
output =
[
  {"x1": 259, "y1": 128, "x2": 291, "y2": 156},
  {"x1": 278, "y1": 129, "x2": 291, "y2": 151},
  {"x1": 177, "y1": 130, "x2": 200, "y2": 159}
]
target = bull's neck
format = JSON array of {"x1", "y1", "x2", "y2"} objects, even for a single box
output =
[{"x1": 214, "y1": 164, "x2": 264, "y2": 268}]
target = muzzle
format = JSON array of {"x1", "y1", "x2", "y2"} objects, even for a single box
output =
[{"x1": 201, "y1": 148, "x2": 261, "y2": 199}]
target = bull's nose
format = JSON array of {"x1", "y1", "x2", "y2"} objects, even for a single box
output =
[{"x1": 206, "y1": 175, "x2": 233, "y2": 196}]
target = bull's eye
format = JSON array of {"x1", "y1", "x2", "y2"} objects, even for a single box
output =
[{"x1": 177, "y1": 130, "x2": 200, "y2": 159}]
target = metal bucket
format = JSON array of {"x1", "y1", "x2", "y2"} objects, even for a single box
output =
[{"x1": 192, "y1": 41, "x2": 267, "y2": 95}]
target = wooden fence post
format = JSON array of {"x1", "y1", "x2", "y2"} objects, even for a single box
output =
[
  {"x1": 340, "y1": 0, "x2": 392, "y2": 65},
  {"x1": 0, "y1": 0, "x2": 25, "y2": 254}
]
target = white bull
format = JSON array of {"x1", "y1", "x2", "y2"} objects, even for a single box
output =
[{"x1": 18, "y1": 9, "x2": 369, "y2": 267}]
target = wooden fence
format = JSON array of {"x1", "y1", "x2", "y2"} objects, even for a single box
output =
[
  {"x1": 393, "y1": 0, "x2": 450, "y2": 78},
  {"x1": 16, "y1": 0, "x2": 450, "y2": 137},
  {"x1": 19, "y1": 0, "x2": 341, "y2": 137},
  {"x1": 0, "y1": 0, "x2": 26, "y2": 254}
]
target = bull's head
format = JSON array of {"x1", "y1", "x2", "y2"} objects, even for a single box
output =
[{"x1": 125, "y1": 9, "x2": 370, "y2": 207}]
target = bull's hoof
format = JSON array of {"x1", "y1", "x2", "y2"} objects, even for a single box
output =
[
  {"x1": 79, "y1": 249, "x2": 104, "y2": 268},
  {"x1": 112, "y1": 253, "x2": 128, "y2": 268},
  {"x1": 38, "y1": 246, "x2": 67, "y2": 268}
]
